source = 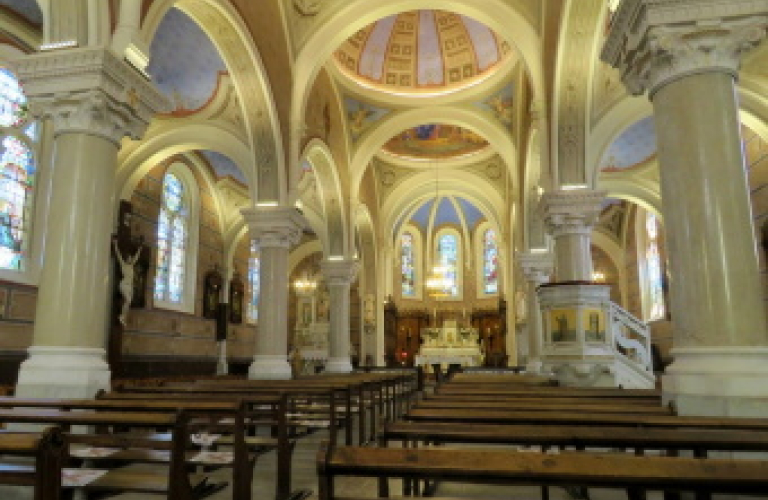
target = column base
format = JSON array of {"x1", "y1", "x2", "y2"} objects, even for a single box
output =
[
  {"x1": 15, "y1": 346, "x2": 111, "y2": 399},
  {"x1": 325, "y1": 357, "x2": 353, "y2": 373},
  {"x1": 248, "y1": 355, "x2": 291, "y2": 380},
  {"x1": 525, "y1": 359, "x2": 542, "y2": 374},
  {"x1": 662, "y1": 346, "x2": 768, "y2": 417}
]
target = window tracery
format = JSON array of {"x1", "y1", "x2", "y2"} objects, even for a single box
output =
[
  {"x1": 644, "y1": 212, "x2": 665, "y2": 320},
  {"x1": 435, "y1": 231, "x2": 460, "y2": 298},
  {"x1": 401, "y1": 231, "x2": 416, "y2": 297},
  {"x1": 482, "y1": 228, "x2": 498, "y2": 294},
  {"x1": 154, "y1": 171, "x2": 191, "y2": 305},
  {"x1": 247, "y1": 240, "x2": 260, "y2": 323}
]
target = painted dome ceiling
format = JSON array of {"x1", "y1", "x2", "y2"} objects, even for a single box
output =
[
  {"x1": 334, "y1": 10, "x2": 511, "y2": 95},
  {"x1": 382, "y1": 124, "x2": 489, "y2": 160}
]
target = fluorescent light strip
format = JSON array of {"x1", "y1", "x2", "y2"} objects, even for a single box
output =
[{"x1": 40, "y1": 40, "x2": 77, "y2": 51}]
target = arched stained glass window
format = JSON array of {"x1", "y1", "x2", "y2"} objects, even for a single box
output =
[
  {"x1": 645, "y1": 212, "x2": 665, "y2": 320},
  {"x1": 0, "y1": 68, "x2": 35, "y2": 271},
  {"x1": 436, "y1": 233, "x2": 459, "y2": 297},
  {"x1": 247, "y1": 240, "x2": 260, "y2": 323},
  {"x1": 483, "y1": 229, "x2": 498, "y2": 294},
  {"x1": 401, "y1": 231, "x2": 416, "y2": 297},
  {"x1": 154, "y1": 172, "x2": 189, "y2": 303}
]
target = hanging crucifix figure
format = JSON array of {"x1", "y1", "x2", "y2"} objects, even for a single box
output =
[{"x1": 112, "y1": 238, "x2": 143, "y2": 326}]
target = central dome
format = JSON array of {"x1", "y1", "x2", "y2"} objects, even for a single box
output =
[{"x1": 334, "y1": 10, "x2": 511, "y2": 96}]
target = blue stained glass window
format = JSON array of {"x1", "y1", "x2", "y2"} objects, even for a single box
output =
[
  {"x1": 154, "y1": 172, "x2": 189, "y2": 303},
  {"x1": 401, "y1": 232, "x2": 415, "y2": 297},
  {"x1": 483, "y1": 229, "x2": 498, "y2": 294},
  {"x1": 645, "y1": 213, "x2": 665, "y2": 320},
  {"x1": 248, "y1": 240, "x2": 260, "y2": 323},
  {"x1": 437, "y1": 233, "x2": 459, "y2": 297},
  {"x1": 0, "y1": 68, "x2": 35, "y2": 272},
  {"x1": 0, "y1": 69, "x2": 27, "y2": 128}
]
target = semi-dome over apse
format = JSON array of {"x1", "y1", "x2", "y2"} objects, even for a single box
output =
[{"x1": 334, "y1": 10, "x2": 512, "y2": 96}]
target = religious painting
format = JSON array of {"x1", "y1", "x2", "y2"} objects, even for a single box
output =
[
  {"x1": 203, "y1": 267, "x2": 222, "y2": 319},
  {"x1": 229, "y1": 272, "x2": 244, "y2": 324},
  {"x1": 582, "y1": 308, "x2": 606, "y2": 342},
  {"x1": 382, "y1": 124, "x2": 489, "y2": 159},
  {"x1": 549, "y1": 308, "x2": 577, "y2": 342},
  {"x1": 475, "y1": 83, "x2": 514, "y2": 127}
]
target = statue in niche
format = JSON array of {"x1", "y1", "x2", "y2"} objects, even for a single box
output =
[
  {"x1": 112, "y1": 238, "x2": 143, "y2": 327},
  {"x1": 230, "y1": 272, "x2": 244, "y2": 324},
  {"x1": 203, "y1": 266, "x2": 223, "y2": 319}
]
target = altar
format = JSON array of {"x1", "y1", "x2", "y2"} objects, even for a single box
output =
[{"x1": 414, "y1": 322, "x2": 482, "y2": 371}]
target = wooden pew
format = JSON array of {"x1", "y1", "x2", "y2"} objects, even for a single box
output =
[
  {"x1": 414, "y1": 399, "x2": 672, "y2": 415},
  {"x1": 0, "y1": 427, "x2": 65, "y2": 500},
  {"x1": 0, "y1": 396, "x2": 255, "y2": 500},
  {"x1": 435, "y1": 384, "x2": 661, "y2": 400},
  {"x1": 316, "y1": 442, "x2": 768, "y2": 500},
  {"x1": 98, "y1": 390, "x2": 298, "y2": 500},
  {"x1": 423, "y1": 393, "x2": 662, "y2": 406},
  {"x1": 0, "y1": 408, "x2": 202, "y2": 499}
]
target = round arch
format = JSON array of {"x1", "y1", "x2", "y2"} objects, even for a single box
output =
[
  {"x1": 351, "y1": 106, "x2": 518, "y2": 196},
  {"x1": 291, "y1": 0, "x2": 543, "y2": 189},
  {"x1": 140, "y1": 0, "x2": 285, "y2": 203},
  {"x1": 302, "y1": 139, "x2": 349, "y2": 258}
]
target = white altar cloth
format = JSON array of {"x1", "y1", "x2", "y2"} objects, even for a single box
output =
[{"x1": 415, "y1": 346, "x2": 481, "y2": 371}]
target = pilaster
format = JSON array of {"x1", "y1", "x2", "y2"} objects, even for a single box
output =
[{"x1": 518, "y1": 251, "x2": 554, "y2": 373}]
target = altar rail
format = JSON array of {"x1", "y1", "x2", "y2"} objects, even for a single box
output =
[{"x1": 608, "y1": 302, "x2": 652, "y2": 373}]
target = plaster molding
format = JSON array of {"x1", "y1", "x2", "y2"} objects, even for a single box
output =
[
  {"x1": 602, "y1": 0, "x2": 768, "y2": 97},
  {"x1": 540, "y1": 189, "x2": 606, "y2": 238},
  {"x1": 517, "y1": 251, "x2": 554, "y2": 284},
  {"x1": 242, "y1": 207, "x2": 304, "y2": 249},
  {"x1": 10, "y1": 47, "x2": 169, "y2": 145},
  {"x1": 320, "y1": 259, "x2": 360, "y2": 286}
]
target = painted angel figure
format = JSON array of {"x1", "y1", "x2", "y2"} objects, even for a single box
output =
[{"x1": 112, "y1": 239, "x2": 142, "y2": 326}]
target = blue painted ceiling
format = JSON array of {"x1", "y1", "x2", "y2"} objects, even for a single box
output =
[
  {"x1": 148, "y1": 7, "x2": 226, "y2": 113},
  {"x1": 0, "y1": 0, "x2": 42, "y2": 26},
  {"x1": 600, "y1": 116, "x2": 657, "y2": 171},
  {"x1": 200, "y1": 150, "x2": 246, "y2": 185}
]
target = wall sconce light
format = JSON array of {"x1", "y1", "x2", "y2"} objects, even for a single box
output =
[{"x1": 592, "y1": 271, "x2": 606, "y2": 282}]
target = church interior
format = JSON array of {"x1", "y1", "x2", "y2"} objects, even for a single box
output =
[{"x1": 0, "y1": 0, "x2": 766, "y2": 498}]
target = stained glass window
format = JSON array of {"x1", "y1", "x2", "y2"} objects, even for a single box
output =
[
  {"x1": 483, "y1": 229, "x2": 498, "y2": 294},
  {"x1": 247, "y1": 240, "x2": 260, "y2": 323},
  {"x1": 154, "y1": 172, "x2": 189, "y2": 303},
  {"x1": 401, "y1": 231, "x2": 415, "y2": 297},
  {"x1": 436, "y1": 233, "x2": 459, "y2": 297},
  {"x1": 0, "y1": 68, "x2": 35, "y2": 272},
  {"x1": 645, "y1": 212, "x2": 665, "y2": 320}
]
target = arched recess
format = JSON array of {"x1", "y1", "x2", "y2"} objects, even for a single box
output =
[
  {"x1": 117, "y1": 122, "x2": 253, "y2": 201},
  {"x1": 600, "y1": 173, "x2": 662, "y2": 216},
  {"x1": 351, "y1": 106, "x2": 518, "y2": 198},
  {"x1": 592, "y1": 229, "x2": 627, "y2": 307},
  {"x1": 302, "y1": 139, "x2": 349, "y2": 258},
  {"x1": 140, "y1": 0, "x2": 286, "y2": 204},
  {"x1": 291, "y1": 0, "x2": 543, "y2": 189},
  {"x1": 382, "y1": 170, "x2": 505, "y2": 243},
  {"x1": 354, "y1": 204, "x2": 378, "y2": 296},
  {"x1": 289, "y1": 239, "x2": 324, "y2": 277}
]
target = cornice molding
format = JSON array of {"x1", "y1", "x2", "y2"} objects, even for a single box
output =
[
  {"x1": 602, "y1": 0, "x2": 768, "y2": 97},
  {"x1": 540, "y1": 189, "x2": 606, "y2": 237},
  {"x1": 10, "y1": 47, "x2": 169, "y2": 145}
]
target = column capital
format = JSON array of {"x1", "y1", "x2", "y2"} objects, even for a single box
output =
[
  {"x1": 10, "y1": 47, "x2": 169, "y2": 145},
  {"x1": 517, "y1": 251, "x2": 554, "y2": 284},
  {"x1": 242, "y1": 206, "x2": 304, "y2": 249},
  {"x1": 320, "y1": 259, "x2": 360, "y2": 286},
  {"x1": 602, "y1": 0, "x2": 768, "y2": 97},
  {"x1": 539, "y1": 189, "x2": 605, "y2": 237}
]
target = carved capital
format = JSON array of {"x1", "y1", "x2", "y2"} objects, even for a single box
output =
[
  {"x1": 10, "y1": 47, "x2": 169, "y2": 145},
  {"x1": 602, "y1": 0, "x2": 768, "y2": 97},
  {"x1": 539, "y1": 189, "x2": 605, "y2": 238},
  {"x1": 320, "y1": 259, "x2": 360, "y2": 286},
  {"x1": 517, "y1": 251, "x2": 554, "y2": 284},
  {"x1": 242, "y1": 206, "x2": 304, "y2": 249}
]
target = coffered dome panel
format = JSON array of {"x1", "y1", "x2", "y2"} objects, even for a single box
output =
[{"x1": 334, "y1": 10, "x2": 511, "y2": 96}]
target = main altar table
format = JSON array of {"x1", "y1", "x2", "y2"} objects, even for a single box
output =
[{"x1": 415, "y1": 346, "x2": 482, "y2": 373}]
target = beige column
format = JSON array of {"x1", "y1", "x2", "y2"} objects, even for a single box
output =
[
  {"x1": 540, "y1": 189, "x2": 604, "y2": 282},
  {"x1": 603, "y1": 1, "x2": 768, "y2": 415},
  {"x1": 242, "y1": 207, "x2": 303, "y2": 379},
  {"x1": 12, "y1": 48, "x2": 166, "y2": 398},
  {"x1": 518, "y1": 251, "x2": 554, "y2": 373},
  {"x1": 321, "y1": 259, "x2": 360, "y2": 373}
]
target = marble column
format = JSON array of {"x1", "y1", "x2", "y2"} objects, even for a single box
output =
[
  {"x1": 242, "y1": 207, "x2": 303, "y2": 379},
  {"x1": 11, "y1": 48, "x2": 166, "y2": 398},
  {"x1": 603, "y1": 1, "x2": 768, "y2": 415},
  {"x1": 518, "y1": 251, "x2": 554, "y2": 373},
  {"x1": 540, "y1": 189, "x2": 605, "y2": 281},
  {"x1": 321, "y1": 259, "x2": 359, "y2": 373}
]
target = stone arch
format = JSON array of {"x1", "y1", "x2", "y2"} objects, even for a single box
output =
[
  {"x1": 291, "y1": 0, "x2": 543, "y2": 189},
  {"x1": 302, "y1": 139, "x2": 349, "y2": 258},
  {"x1": 140, "y1": 0, "x2": 285, "y2": 203},
  {"x1": 351, "y1": 106, "x2": 518, "y2": 197}
]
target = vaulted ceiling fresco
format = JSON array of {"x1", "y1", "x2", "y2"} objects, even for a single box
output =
[
  {"x1": 382, "y1": 124, "x2": 489, "y2": 160},
  {"x1": 334, "y1": 10, "x2": 511, "y2": 95}
]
